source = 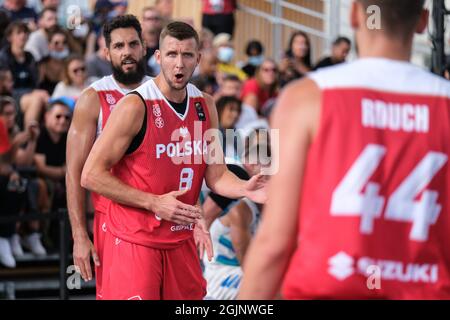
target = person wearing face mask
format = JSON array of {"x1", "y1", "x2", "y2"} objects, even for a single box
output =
[
  {"x1": 214, "y1": 33, "x2": 247, "y2": 82},
  {"x1": 24, "y1": 7, "x2": 58, "y2": 63},
  {"x1": 241, "y1": 40, "x2": 264, "y2": 78},
  {"x1": 38, "y1": 27, "x2": 70, "y2": 96}
]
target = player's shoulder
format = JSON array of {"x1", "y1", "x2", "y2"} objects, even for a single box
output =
[
  {"x1": 89, "y1": 75, "x2": 115, "y2": 91},
  {"x1": 309, "y1": 58, "x2": 450, "y2": 98}
]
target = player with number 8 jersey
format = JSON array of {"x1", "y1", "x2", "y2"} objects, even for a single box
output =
[{"x1": 107, "y1": 79, "x2": 210, "y2": 249}]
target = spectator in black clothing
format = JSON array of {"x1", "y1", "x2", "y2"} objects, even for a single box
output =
[
  {"x1": 279, "y1": 30, "x2": 312, "y2": 87},
  {"x1": 0, "y1": 9, "x2": 12, "y2": 46},
  {"x1": 314, "y1": 36, "x2": 351, "y2": 70},
  {"x1": 0, "y1": 0, "x2": 38, "y2": 31},
  {"x1": 241, "y1": 40, "x2": 264, "y2": 78},
  {"x1": 201, "y1": 0, "x2": 237, "y2": 37},
  {"x1": 34, "y1": 99, "x2": 70, "y2": 212},
  {"x1": 0, "y1": 21, "x2": 49, "y2": 129}
]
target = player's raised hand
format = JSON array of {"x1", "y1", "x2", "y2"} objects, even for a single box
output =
[
  {"x1": 244, "y1": 173, "x2": 269, "y2": 204},
  {"x1": 153, "y1": 189, "x2": 202, "y2": 225}
]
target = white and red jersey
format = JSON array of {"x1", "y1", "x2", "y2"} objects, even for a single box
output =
[
  {"x1": 282, "y1": 58, "x2": 450, "y2": 299},
  {"x1": 107, "y1": 79, "x2": 211, "y2": 249},
  {"x1": 89, "y1": 75, "x2": 151, "y2": 214}
]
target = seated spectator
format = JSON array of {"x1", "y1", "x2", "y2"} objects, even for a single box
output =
[
  {"x1": 24, "y1": 7, "x2": 58, "y2": 63},
  {"x1": 0, "y1": 21, "x2": 49, "y2": 129},
  {"x1": 279, "y1": 31, "x2": 312, "y2": 87},
  {"x1": 86, "y1": 31, "x2": 112, "y2": 82},
  {"x1": 0, "y1": 0, "x2": 38, "y2": 31},
  {"x1": 0, "y1": 96, "x2": 47, "y2": 258},
  {"x1": 155, "y1": 0, "x2": 173, "y2": 26},
  {"x1": 34, "y1": 98, "x2": 70, "y2": 213},
  {"x1": 213, "y1": 33, "x2": 247, "y2": 82},
  {"x1": 201, "y1": 0, "x2": 237, "y2": 37},
  {"x1": 144, "y1": 28, "x2": 162, "y2": 77},
  {"x1": 314, "y1": 36, "x2": 351, "y2": 70},
  {"x1": 203, "y1": 142, "x2": 270, "y2": 300},
  {"x1": 52, "y1": 55, "x2": 88, "y2": 99},
  {"x1": 0, "y1": 114, "x2": 30, "y2": 267},
  {"x1": 241, "y1": 58, "x2": 278, "y2": 115},
  {"x1": 241, "y1": 40, "x2": 264, "y2": 78},
  {"x1": 38, "y1": 27, "x2": 70, "y2": 96},
  {"x1": 216, "y1": 96, "x2": 242, "y2": 160},
  {"x1": 141, "y1": 6, "x2": 163, "y2": 33},
  {"x1": 214, "y1": 74, "x2": 241, "y2": 100}
]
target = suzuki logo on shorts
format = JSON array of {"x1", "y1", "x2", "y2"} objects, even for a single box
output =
[
  {"x1": 102, "y1": 222, "x2": 107, "y2": 232},
  {"x1": 115, "y1": 238, "x2": 121, "y2": 245},
  {"x1": 328, "y1": 251, "x2": 355, "y2": 281},
  {"x1": 328, "y1": 251, "x2": 439, "y2": 284},
  {"x1": 170, "y1": 223, "x2": 194, "y2": 232}
]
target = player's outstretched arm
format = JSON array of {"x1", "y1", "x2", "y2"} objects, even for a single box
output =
[
  {"x1": 66, "y1": 88, "x2": 100, "y2": 281},
  {"x1": 203, "y1": 93, "x2": 268, "y2": 203},
  {"x1": 238, "y1": 79, "x2": 321, "y2": 299},
  {"x1": 81, "y1": 94, "x2": 201, "y2": 224}
]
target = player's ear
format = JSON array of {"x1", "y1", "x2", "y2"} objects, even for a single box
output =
[
  {"x1": 197, "y1": 51, "x2": 202, "y2": 66},
  {"x1": 155, "y1": 49, "x2": 161, "y2": 65},
  {"x1": 350, "y1": 0, "x2": 362, "y2": 30},
  {"x1": 415, "y1": 9, "x2": 429, "y2": 34},
  {"x1": 104, "y1": 47, "x2": 111, "y2": 62}
]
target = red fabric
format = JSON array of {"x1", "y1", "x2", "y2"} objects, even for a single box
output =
[
  {"x1": 93, "y1": 211, "x2": 107, "y2": 300},
  {"x1": 241, "y1": 78, "x2": 276, "y2": 112},
  {"x1": 101, "y1": 231, "x2": 206, "y2": 300},
  {"x1": 282, "y1": 88, "x2": 450, "y2": 299},
  {"x1": 0, "y1": 117, "x2": 11, "y2": 155},
  {"x1": 202, "y1": 0, "x2": 236, "y2": 14},
  {"x1": 90, "y1": 88, "x2": 125, "y2": 214},
  {"x1": 107, "y1": 82, "x2": 211, "y2": 249}
]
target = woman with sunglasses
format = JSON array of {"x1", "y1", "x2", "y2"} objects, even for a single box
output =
[
  {"x1": 240, "y1": 58, "x2": 279, "y2": 115},
  {"x1": 52, "y1": 54, "x2": 88, "y2": 99}
]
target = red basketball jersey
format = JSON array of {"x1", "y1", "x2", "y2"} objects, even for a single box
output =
[
  {"x1": 202, "y1": 0, "x2": 236, "y2": 14},
  {"x1": 282, "y1": 58, "x2": 450, "y2": 299},
  {"x1": 107, "y1": 79, "x2": 211, "y2": 249},
  {"x1": 90, "y1": 75, "x2": 151, "y2": 213}
]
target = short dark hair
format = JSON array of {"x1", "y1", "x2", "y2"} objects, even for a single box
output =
[
  {"x1": 333, "y1": 36, "x2": 351, "y2": 47},
  {"x1": 358, "y1": 0, "x2": 425, "y2": 38},
  {"x1": 159, "y1": 21, "x2": 199, "y2": 48},
  {"x1": 222, "y1": 74, "x2": 241, "y2": 83},
  {"x1": 5, "y1": 21, "x2": 29, "y2": 40},
  {"x1": 39, "y1": 7, "x2": 57, "y2": 20},
  {"x1": 216, "y1": 96, "x2": 242, "y2": 120},
  {"x1": 103, "y1": 14, "x2": 143, "y2": 48},
  {"x1": 245, "y1": 40, "x2": 264, "y2": 56}
]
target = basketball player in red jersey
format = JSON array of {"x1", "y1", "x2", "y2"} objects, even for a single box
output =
[
  {"x1": 240, "y1": 0, "x2": 450, "y2": 299},
  {"x1": 81, "y1": 21, "x2": 267, "y2": 300},
  {"x1": 66, "y1": 15, "x2": 151, "y2": 300}
]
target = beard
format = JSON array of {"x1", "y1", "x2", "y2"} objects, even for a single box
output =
[{"x1": 112, "y1": 57, "x2": 146, "y2": 85}]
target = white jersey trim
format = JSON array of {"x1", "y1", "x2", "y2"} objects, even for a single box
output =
[{"x1": 309, "y1": 58, "x2": 450, "y2": 99}]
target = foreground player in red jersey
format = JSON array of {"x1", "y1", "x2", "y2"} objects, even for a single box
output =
[
  {"x1": 81, "y1": 21, "x2": 267, "y2": 300},
  {"x1": 66, "y1": 15, "x2": 150, "y2": 299},
  {"x1": 240, "y1": 0, "x2": 450, "y2": 299}
]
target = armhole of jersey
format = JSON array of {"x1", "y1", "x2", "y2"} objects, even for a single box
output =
[{"x1": 125, "y1": 91, "x2": 147, "y2": 155}]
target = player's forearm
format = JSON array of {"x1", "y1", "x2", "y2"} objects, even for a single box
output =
[
  {"x1": 206, "y1": 167, "x2": 247, "y2": 199},
  {"x1": 37, "y1": 164, "x2": 65, "y2": 180},
  {"x1": 238, "y1": 239, "x2": 292, "y2": 299},
  {"x1": 66, "y1": 169, "x2": 88, "y2": 239},
  {"x1": 81, "y1": 168, "x2": 156, "y2": 213}
]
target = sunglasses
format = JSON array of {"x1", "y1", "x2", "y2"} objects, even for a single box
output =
[
  {"x1": 72, "y1": 66, "x2": 86, "y2": 73},
  {"x1": 144, "y1": 16, "x2": 161, "y2": 21},
  {"x1": 262, "y1": 67, "x2": 277, "y2": 73},
  {"x1": 55, "y1": 114, "x2": 71, "y2": 121}
]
